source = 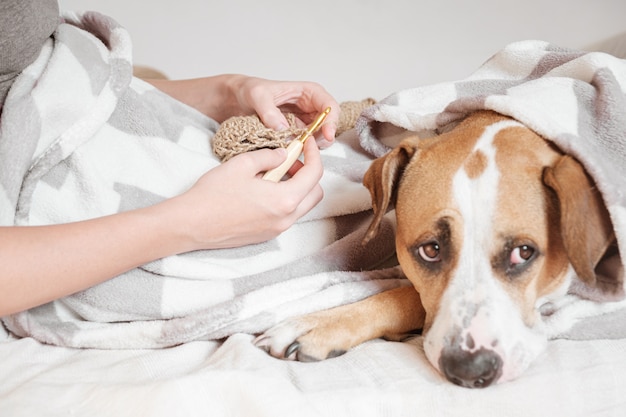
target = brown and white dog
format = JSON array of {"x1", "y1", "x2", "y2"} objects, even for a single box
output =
[{"x1": 255, "y1": 111, "x2": 620, "y2": 388}]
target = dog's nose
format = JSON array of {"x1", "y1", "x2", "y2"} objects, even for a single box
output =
[{"x1": 439, "y1": 347, "x2": 503, "y2": 388}]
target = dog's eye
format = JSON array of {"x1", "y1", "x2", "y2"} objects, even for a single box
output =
[
  {"x1": 418, "y1": 242, "x2": 441, "y2": 262},
  {"x1": 510, "y1": 245, "x2": 534, "y2": 266}
]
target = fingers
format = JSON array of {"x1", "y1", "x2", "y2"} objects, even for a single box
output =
[
  {"x1": 251, "y1": 79, "x2": 340, "y2": 146},
  {"x1": 298, "y1": 95, "x2": 338, "y2": 149},
  {"x1": 227, "y1": 147, "x2": 288, "y2": 177},
  {"x1": 290, "y1": 179, "x2": 324, "y2": 220},
  {"x1": 220, "y1": 141, "x2": 323, "y2": 241},
  {"x1": 280, "y1": 138, "x2": 324, "y2": 204},
  {"x1": 258, "y1": 138, "x2": 323, "y2": 222},
  {"x1": 257, "y1": 105, "x2": 291, "y2": 132},
  {"x1": 317, "y1": 124, "x2": 336, "y2": 149},
  {"x1": 302, "y1": 85, "x2": 340, "y2": 144},
  {"x1": 290, "y1": 81, "x2": 340, "y2": 144}
]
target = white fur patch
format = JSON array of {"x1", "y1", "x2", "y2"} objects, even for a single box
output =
[{"x1": 423, "y1": 120, "x2": 548, "y2": 384}]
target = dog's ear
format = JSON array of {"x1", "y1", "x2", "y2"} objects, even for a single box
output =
[
  {"x1": 543, "y1": 155, "x2": 623, "y2": 299},
  {"x1": 362, "y1": 137, "x2": 420, "y2": 245}
]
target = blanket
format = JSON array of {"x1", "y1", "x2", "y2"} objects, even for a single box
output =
[
  {"x1": 0, "y1": 11, "x2": 405, "y2": 348},
  {"x1": 2, "y1": 11, "x2": 625, "y2": 349},
  {"x1": 357, "y1": 39, "x2": 626, "y2": 338}
]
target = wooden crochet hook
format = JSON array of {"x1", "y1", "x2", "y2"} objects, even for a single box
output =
[{"x1": 262, "y1": 107, "x2": 331, "y2": 182}]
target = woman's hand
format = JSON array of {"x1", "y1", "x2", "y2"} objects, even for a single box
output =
[
  {"x1": 168, "y1": 137, "x2": 324, "y2": 250},
  {"x1": 147, "y1": 75, "x2": 340, "y2": 148},
  {"x1": 0, "y1": 139, "x2": 323, "y2": 315},
  {"x1": 222, "y1": 75, "x2": 340, "y2": 148},
  {"x1": 2, "y1": 68, "x2": 336, "y2": 314}
]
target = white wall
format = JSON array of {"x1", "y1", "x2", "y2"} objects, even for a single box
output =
[{"x1": 58, "y1": 0, "x2": 626, "y2": 102}]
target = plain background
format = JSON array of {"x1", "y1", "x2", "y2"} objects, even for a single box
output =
[{"x1": 58, "y1": 0, "x2": 626, "y2": 102}]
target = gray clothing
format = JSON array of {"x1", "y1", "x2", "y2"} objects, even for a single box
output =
[{"x1": 0, "y1": 0, "x2": 59, "y2": 107}]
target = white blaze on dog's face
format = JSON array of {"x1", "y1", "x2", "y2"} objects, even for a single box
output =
[{"x1": 393, "y1": 112, "x2": 573, "y2": 388}]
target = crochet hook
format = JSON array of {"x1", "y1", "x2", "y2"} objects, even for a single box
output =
[{"x1": 262, "y1": 107, "x2": 331, "y2": 182}]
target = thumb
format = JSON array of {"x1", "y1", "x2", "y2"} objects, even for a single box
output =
[
  {"x1": 257, "y1": 107, "x2": 290, "y2": 132},
  {"x1": 244, "y1": 147, "x2": 288, "y2": 174}
]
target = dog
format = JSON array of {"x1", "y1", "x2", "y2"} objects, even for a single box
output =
[{"x1": 255, "y1": 110, "x2": 620, "y2": 388}]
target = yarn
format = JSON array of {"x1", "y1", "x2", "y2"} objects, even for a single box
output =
[{"x1": 212, "y1": 98, "x2": 376, "y2": 161}]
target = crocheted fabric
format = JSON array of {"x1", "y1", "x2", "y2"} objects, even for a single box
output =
[{"x1": 212, "y1": 98, "x2": 376, "y2": 161}]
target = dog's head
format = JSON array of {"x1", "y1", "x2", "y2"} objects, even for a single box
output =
[{"x1": 363, "y1": 111, "x2": 618, "y2": 388}]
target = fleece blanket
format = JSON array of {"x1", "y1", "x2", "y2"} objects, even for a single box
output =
[
  {"x1": 357, "y1": 39, "x2": 626, "y2": 338},
  {"x1": 0, "y1": 11, "x2": 405, "y2": 348},
  {"x1": 2, "y1": 11, "x2": 625, "y2": 349}
]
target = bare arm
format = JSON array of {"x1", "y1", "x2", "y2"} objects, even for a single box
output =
[
  {"x1": 0, "y1": 141, "x2": 323, "y2": 316},
  {"x1": 146, "y1": 75, "x2": 340, "y2": 148},
  {"x1": 0, "y1": 203, "x2": 184, "y2": 316}
]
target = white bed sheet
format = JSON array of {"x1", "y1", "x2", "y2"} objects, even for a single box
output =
[{"x1": 2, "y1": 327, "x2": 626, "y2": 417}]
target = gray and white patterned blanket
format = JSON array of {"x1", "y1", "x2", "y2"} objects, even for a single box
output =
[
  {"x1": 2, "y1": 12, "x2": 625, "y2": 348},
  {"x1": 0, "y1": 12, "x2": 405, "y2": 348}
]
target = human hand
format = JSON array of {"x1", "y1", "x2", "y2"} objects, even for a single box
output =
[
  {"x1": 171, "y1": 138, "x2": 324, "y2": 249},
  {"x1": 223, "y1": 75, "x2": 340, "y2": 149},
  {"x1": 146, "y1": 75, "x2": 340, "y2": 148}
]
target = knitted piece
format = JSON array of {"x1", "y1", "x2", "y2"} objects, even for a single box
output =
[
  {"x1": 212, "y1": 98, "x2": 376, "y2": 161},
  {"x1": 336, "y1": 98, "x2": 376, "y2": 136}
]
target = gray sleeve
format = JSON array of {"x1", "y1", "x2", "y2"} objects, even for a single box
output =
[{"x1": 0, "y1": 0, "x2": 59, "y2": 106}]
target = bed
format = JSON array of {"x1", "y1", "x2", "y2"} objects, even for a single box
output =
[
  {"x1": 2, "y1": 326, "x2": 626, "y2": 416},
  {"x1": 2, "y1": 12, "x2": 626, "y2": 417}
]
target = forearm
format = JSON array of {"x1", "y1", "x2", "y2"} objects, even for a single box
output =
[
  {"x1": 146, "y1": 75, "x2": 340, "y2": 145},
  {"x1": 0, "y1": 141, "x2": 324, "y2": 315},
  {"x1": 0, "y1": 201, "x2": 188, "y2": 316},
  {"x1": 146, "y1": 74, "x2": 245, "y2": 122}
]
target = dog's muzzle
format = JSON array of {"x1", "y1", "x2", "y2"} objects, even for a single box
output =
[
  {"x1": 423, "y1": 289, "x2": 549, "y2": 388},
  {"x1": 438, "y1": 341, "x2": 503, "y2": 388}
]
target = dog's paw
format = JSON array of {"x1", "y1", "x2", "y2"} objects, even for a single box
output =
[
  {"x1": 254, "y1": 312, "x2": 351, "y2": 362},
  {"x1": 254, "y1": 287, "x2": 424, "y2": 361}
]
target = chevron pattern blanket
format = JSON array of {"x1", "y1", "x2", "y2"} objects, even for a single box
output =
[
  {"x1": 2, "y1": 12, "x2": 625, "y2": 348},
  {"x1": 0, "y1": 12, "x2": 404, "y2": 348}
]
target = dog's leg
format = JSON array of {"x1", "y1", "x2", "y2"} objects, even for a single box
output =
[{"x1": 254, "y1": 286, "x2": 425, "y2": 361}]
